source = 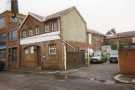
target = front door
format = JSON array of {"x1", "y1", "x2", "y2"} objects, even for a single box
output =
[
  {"x1": 8, "y1": 47, "x2": 17, "y2": 68},
  {"x1": 23, "y1": 46, "x2": 40, "y2": 68}
]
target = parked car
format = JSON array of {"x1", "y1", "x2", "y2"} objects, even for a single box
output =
[
  {"x1": 90, "y1": 51, "x2": 106, "y2": 64},
  {"x1": 0, "y1": 61, "x2": 5, "y2": 71},
  {"x1": 109, "y1": 50, "x2": 118, "y2": 63}
]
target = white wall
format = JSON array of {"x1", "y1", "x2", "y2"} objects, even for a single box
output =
[{"x1": 20, "y1": 31, "x2": 60, "y2": 45}]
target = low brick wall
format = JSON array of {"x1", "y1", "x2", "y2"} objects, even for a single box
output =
[{"x1": 119, "y1": 48, "x2": 135, "y2": 75}]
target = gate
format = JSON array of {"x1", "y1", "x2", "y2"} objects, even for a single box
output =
[{"x1": 66, "y1": 50, "x2": 85, "y2": 69}]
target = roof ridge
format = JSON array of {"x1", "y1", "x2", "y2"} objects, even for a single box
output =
[
  {"x1": 28, "y1": 12, "x2": 44, "y2": 21},
  {"x1": 44, "y1": 6, "x2": 76, "y2": 21}
]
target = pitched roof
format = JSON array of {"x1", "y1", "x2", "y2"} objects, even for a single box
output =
[
  {"x1": 44, "y1": 6, "x2": 86, "y2": 23},
  {"x1": 45, "y1": 6, "x2": 75, "y2": 20},
  {"x1": 19, "y1": 12, "x2": 44, "y2": 29},
  {"x1": 28, "y1": 12, "x2": 44, "y2": 21},
  {"x1": 19, "y1": 6, "x2": 86, "y2": 29},
  {"x1": 117, "y1": 31, "x2": 135, "y2": 37},
  {"x1": 105, "y1": 30, "x2": 135, "y2": 39}
]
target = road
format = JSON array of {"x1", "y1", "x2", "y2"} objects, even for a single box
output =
[{"x1": 0, "y1": 63, "x2": 135, "y2": 90}]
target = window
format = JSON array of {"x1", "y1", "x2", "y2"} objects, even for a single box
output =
[
  {"x1": 30, "y1": 46, "x2": 34, "y2": 54},
  {"x1": 52, "y1": 21, "x2": 58, "y2": 31},
  {"x1": 45, "y1": 20, "x2": 58, "y2": 32},
  {"x1": 9, "y1": 31, "x2": 17, "y2": 40},
  {"x1": 12, "y1": 48, "x2": 17, "y2": 64},
  {"x1": 29, "y1": 30, "x2": 34, "y2": 36},
  {"x1": 24, "y1": 46, "x2": 35, "y2": 55},
  {"x1": 132, "y1": 37, "x2": 135, "y2": 43},
  {"x1": 9, "y1": 48, "x2": 17, "y2": 64},
  {"x1": 35, "y1": 26, "x2": 40, "y2": 35},
  {"x1": 22, "y1": 31, "x2": 27, "y2": 38},
  {"x1": 45, "y1": 24, "x2": 50, "y2": 32},
  {"x1": 0, "y1": 48, "x2": 6, "y2": 61},
  {"x1": 0, "y1": 33, "x2": 7, "y2": 41},
  {"x1": 25, "y1": 49, "x2": 29, "y2": 54},
  {"x1": 0, "y1": 16, "x2": 5, "y2": 29},
  {"x1": 48, "y1": 43, "x2": 56, "y2": 55}
]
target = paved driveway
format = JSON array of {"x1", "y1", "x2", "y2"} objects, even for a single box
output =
[
  {"x1": 71, "y1": 63, "x2": 119, "y2": 82},
  {"x1": 0, "y1": 63, "x2": 135, "y2": 90}
]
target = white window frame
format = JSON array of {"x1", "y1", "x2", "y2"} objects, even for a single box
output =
[
  {"x1": 29, "y1": 30, "x2": 34, "y2": 36},
  {"x1": 35, "y1": 26, "x2": 40, "y2": 35},
  {"x1": 132, "y1": 37, "x2": 135, "y2": 43},
  {"x1": 49, "y1": 44, "x2": 56, "y2": 55},
  {"x1": 25, "y1": 49, "x2": 29, "y2": 55},
  {"x1": 30, "y1": 46, "x2": 34, "y2": 54},
  {"x1": 22, "y1": 31, "x2": 27, "y2": 38},
  {"x1": 45, "y1": 24, "x2": 50, "y2": 33}
]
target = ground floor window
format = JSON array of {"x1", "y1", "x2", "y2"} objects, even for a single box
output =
[
  {"x1": 24, "y1": 46, "x2": 34, "y2": 55},
  {"x1": 9, "y1": 48, "x2": 17, "y2": 64},
  {"x1": 0, "y1": 49, "x2": 6, "y2": 61},
  {"x1": 48, "y1": 43, "x2": 56, "y2": 55}
]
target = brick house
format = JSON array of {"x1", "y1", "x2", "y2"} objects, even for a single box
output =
[
  {"x1": 105, "y1": 31, "x2": 135, "y2": 74},
  {"x1": 87, "y1": 29, "x2": 105, "y2": 51},
  {"x1": 19, "y1": 7, "x2": 88, "y2": 70},
  {"x1": 0, "y1": 10, "x2": 25, "y2": 69},
  {"x1": 104, "y1": 31, "x2": 135, "y2": 49}
]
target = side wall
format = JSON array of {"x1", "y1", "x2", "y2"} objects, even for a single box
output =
[{"x1": 61, "y1": 9, "x2": 87, "y2": 43}]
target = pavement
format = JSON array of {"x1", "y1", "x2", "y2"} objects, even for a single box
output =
[
  {"x1": 114, "y1": 74, "x2": 135, "y2": 84},
  {"x1": 9, "y1": 67, "x2": 79, "y2": 75},
  {"x1": 0, "y1": 63, "x2": 135, "y2": 90}
]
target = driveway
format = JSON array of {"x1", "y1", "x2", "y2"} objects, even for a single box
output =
[
  {"x1": 70, "y1": 63, "x2": 119, "y2": 82},
  {"x1": 0, "y1": 63, "x2": 135, "y2": 90}
]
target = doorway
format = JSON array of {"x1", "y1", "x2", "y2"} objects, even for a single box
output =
[{"x1": 23, "y1": 46, "x2": 41, "y2": 68}]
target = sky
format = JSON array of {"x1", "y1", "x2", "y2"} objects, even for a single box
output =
[{"x1": 0, "y1": 0, "x2": 135, "y2": 34}]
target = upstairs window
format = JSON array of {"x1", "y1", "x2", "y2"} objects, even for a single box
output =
[
  {"x1": 48, "y1": 43, "x2": 56, "y2": 55},
  {"x1": 35, "y1": 26, "x2": 40, "y2": 35},
  {"x1": 45, "y1": 24, "x2": 50, "y2": 33},
  {"x1": 9, "y1": 31, "x2": 17, "y2": 40},
  {"x1": 22, "y1": 31, "x2": 27, "y2": 38},
  {"x1": 29, "y1": 30, "x2": 34, "y2": 37},
  {"x1": 0, "y1": 16, "x2": 5, "y2": 29},
  {"x1": 51, "y1": 21, "x2": 58, "y2": 32},
  {"x1": 45, "y1": 20, "x2": 58, "y2": 33}
]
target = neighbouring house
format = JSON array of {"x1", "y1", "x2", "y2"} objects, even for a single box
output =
[
  {"x1": 0, "y1": 1, "x2": 25, "y2": 70},
  {"x1": 19, "y1": 7, "x2": 88, "y2": 70},
  {"x1": 87, "y1": 29, "x2": 105, "y2": 51},
  {"x1": 104, "y1": 31, "x2": 135, "y2": 49}
]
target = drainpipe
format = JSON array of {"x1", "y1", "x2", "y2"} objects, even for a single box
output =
[
  {"x1": 63, "y1": 44, "x2": 67, "y2": 71},
  {"x1": 62, "y1": 40, "x2": 76, "y2": 71}
]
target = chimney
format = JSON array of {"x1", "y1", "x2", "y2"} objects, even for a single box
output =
[{"x1": 11, "y1": 0, "x2": 19, "y2": 17}]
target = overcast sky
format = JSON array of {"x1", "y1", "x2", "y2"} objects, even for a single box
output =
[{"x1": 0, "y1": 0, "x2": 135, "y2": 34}]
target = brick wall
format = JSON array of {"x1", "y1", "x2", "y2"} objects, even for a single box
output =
[{"x1": 119, "y1": 48, "x2": 135, "y2": 75}]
